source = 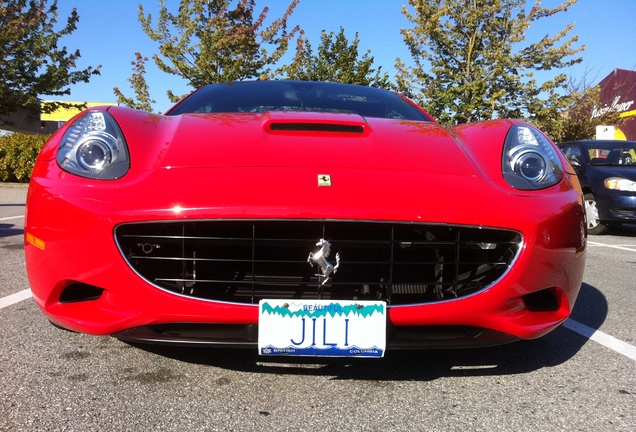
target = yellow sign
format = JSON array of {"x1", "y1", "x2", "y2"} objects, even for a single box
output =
[{"x1": 40, "y1": 101, "x2": 118, "y2": 122}]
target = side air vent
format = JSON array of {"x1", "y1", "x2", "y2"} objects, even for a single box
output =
[
  {"x1": 269, "y1": 123, "x2": 365, "y2": 133},
  {"x1": 59, "y1": 283, "x2": 105, "y2": 303}
]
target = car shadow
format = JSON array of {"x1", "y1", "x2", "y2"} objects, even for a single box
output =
[
  {"x1": 604, "y1": 223, "x2": 636, "y2": 237},
  {"x1": 127, "y1": 282, "x2": 607, "y2": 381},
  {"x1": 0, "y1": 223, "x2": 24, "y2": 238}
]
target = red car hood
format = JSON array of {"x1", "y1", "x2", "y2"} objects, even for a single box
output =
[{"x1": 111, "y1": 109, "x2": 481, "y2": 177}]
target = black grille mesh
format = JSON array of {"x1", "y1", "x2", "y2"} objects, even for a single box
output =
[{"x1": 115, "y1": 221, "x2": 521, "y2": 305}]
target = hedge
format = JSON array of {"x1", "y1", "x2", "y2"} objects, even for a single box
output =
[{"x1": 0, "y1": 133, "x2": 50, "y2": 183}]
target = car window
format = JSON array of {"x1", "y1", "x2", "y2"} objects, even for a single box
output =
[
  {"x1": 167, "y1": 81, "x2": 433, "y2": 122},
  {"x1": 587, "y1": 145, "x2": 636, "y2": 166},
  {"x1": 560, "y1": 145, "x2": 582, "y2": 164}
]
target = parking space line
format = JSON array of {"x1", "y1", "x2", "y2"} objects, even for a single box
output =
[
  {"x1": 0, "y1": 215, "x2": 25, "y2": 221},
  {"x1": 0, "y1": 289, "x2": 32, "y2": 310},
  {"x1": 587, "y1": 241, "x2": 636, "y2": 253},
  {"x1": 563, "y1": 318, "x2": 636, "y2": 362}
]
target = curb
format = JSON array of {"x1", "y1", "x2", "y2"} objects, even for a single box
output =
[{"x1": 0, "y1": 182, "x2": 29, "y2": 188}]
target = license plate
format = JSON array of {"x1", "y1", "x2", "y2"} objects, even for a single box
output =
[{"x1": 258, "y1": 299, "x2": 386, "y2": 358}]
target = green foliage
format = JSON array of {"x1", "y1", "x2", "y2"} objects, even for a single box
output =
[
  {"x1": 113, "y1": 52, "x2": 157, "y2": 112},
  {"x1": 0, "y1": 0, "x2": 100, "y2": 120},
  {"x1": 399, "y1": 0, "x2": 584, "y2": 125},
  {"x1": 0, "y1": 133, "x2": 49, "y2": 182},
  {"x1": 539, "y1": 76, "x2": 624, "y2": 143},
  {"x1": 275, "y1": 27, "x2": 391, "y2": 89},
  {"x1": 138, "y1": 0, "x2": 301, "y2": 102}
]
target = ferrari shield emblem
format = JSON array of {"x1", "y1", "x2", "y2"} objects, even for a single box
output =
[{"x1": 318, "y1": 174, "x2": 331, "y2": 186}]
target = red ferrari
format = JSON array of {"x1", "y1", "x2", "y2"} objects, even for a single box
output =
[{"x1": 25, "y1": 80, "x2": 586, "y2": 357}]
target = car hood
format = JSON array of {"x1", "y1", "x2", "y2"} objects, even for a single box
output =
[
  {"x1": 585, "y1": 164, "x2": 636, "y2": 181},
  {"x1": 111, "y1": 109, "x2": 486, "y2": 177}
]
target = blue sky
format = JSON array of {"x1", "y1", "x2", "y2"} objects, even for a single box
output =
[{"x1": 53, "y1": 0, "x2": 636, "y2": 112}]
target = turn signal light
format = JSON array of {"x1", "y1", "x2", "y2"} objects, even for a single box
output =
[{"x1": 26, "y1": 233, "x2": 46, "y2": 250}]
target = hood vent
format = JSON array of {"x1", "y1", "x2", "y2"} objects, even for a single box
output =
[{"x1": 269, "y1": 122, "x2": 365, "y2": 133}]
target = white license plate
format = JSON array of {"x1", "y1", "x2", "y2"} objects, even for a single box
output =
[{"x1": 258, "y1": 299, "x2": 386, "y2": 358}]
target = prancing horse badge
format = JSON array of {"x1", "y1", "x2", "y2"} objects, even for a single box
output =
[
  {"x1": 307, "y1": 238, "x2": 340, "y2": 286},
  {"x1": 317, "y1": 174, "x2": 332, "y2": 186}
]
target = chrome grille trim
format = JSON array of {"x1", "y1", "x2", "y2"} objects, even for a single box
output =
[{"x1": 115, "y1": 220, "x2": 522, "y2": 306}]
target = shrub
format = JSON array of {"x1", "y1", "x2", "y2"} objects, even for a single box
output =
[{"x1": 0, "y1": 133, "x2": 50, "y2": 183}]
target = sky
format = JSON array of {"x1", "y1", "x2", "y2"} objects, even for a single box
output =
[{"x1": 51, "y1": 0, "x2": 636, "y2": 112}]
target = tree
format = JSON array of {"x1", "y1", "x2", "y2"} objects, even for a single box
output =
[
  {"x1": 276, "y1": 27, "x2": 391, "y2": 88},
  {"x1": 398, "y1": 0, "x2": 584, "y2": 125},
  {"x1": 541, "y1": 73, "x2": 624, "y2": 142},
  {"x1": 0, "y1": 0, "x2": 100, "y2": 120},
  {"x1": 113, "y1": 52, "x2": 157, "y2": 112},
  {"x1": 138, "y1": 0, "x2": 301, "y2": 103}
]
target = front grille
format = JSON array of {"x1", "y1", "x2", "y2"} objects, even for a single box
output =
[{"x1": 115, "y1": 221, "x2": 521, "y2": 306}]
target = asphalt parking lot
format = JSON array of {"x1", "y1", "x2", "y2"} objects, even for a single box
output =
[{"x1": 1, "y1": 183, "x2": 635, "y2": 431}]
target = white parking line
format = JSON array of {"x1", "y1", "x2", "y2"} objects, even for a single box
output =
[
  {"x1": 587, "y1": 240, "x2": 636, "y2": 253},
  {"x1": 0, "y1": 289, "x2": 32, "y2": 309},
  {"x1": 563, "y1": 318, "x2": 636, "y2": 362},
  {"x1": 0, "y1": 215, "x2": 24, "y2": 221}
]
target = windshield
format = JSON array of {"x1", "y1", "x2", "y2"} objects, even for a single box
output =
[
  {"x1": 585, "y1": 143, "x2": 636, "y2": 166},
  {"x1": 167, "y1": 80, "x2": 432, "y2": 122}
]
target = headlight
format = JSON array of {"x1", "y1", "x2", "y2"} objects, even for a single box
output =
[
  {"x1": 57, "y1": 111, "x2": 130, "y2": 179},
  {"x1": 502, "y1": 124, "x2": 563, "y2": 190},
  {"x1": 605, "y1": 177, "x2": 636, "y2": 192}
]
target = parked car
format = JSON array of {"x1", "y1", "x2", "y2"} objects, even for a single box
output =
[
  {"x1": 25, "y1": 80, "x2": 586, "y2": 357},
  {"x1": 558, "y1": 140, "x2": 636, "y2": 234}
]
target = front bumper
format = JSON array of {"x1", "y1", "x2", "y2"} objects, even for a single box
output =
[
  {"x1": 602, "y1": 193, "x2": 636, "y2": 222},
  {"x1": 25, "y1": 163, "x2": 586, "y2": 346},
  {"x1": 113, "y1": 323, "x2": 519, "y2": 349}
]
